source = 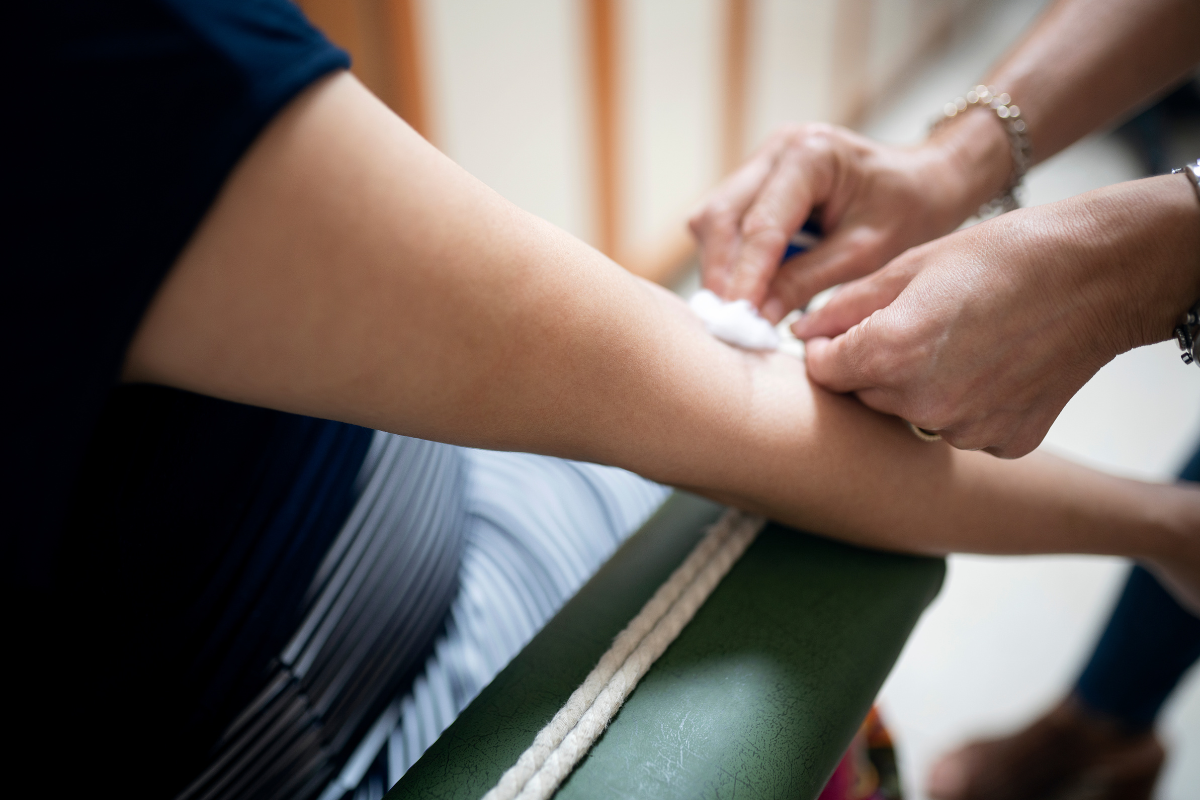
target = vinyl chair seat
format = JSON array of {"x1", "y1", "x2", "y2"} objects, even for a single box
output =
[{"x1": 386, "y1": 491, "x2": 944, "y2": 800}]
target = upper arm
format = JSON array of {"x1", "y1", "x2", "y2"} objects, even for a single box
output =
[{"x1": 122, "y1": 71, "x2": 751, "y2": 467}]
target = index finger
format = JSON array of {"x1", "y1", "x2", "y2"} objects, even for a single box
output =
[
  {"x1": 690, "y1": 141, "x2": 785, "y2": 297},
  {"x1": 790, "y1": 258, "x2": 912, "y2": 339},
  {"x1": 725, "y1": 143, "x2": 824, "y2": 307}
]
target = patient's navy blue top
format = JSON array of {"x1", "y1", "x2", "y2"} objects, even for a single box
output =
[{"x1": 4, "y1": 1, "x2": 377, "y2": 795}]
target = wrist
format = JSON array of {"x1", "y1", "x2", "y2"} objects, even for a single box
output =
[
  {"x1": 920, "y1": 108, "x2": 1014, "y2": 227},
  {"x1": 1074, "y1": 175, "x2": 1200, "y2": 352}
]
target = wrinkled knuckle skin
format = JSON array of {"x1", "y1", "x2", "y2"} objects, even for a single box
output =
[
  {"x1": 797, "y1": 125, "x2": 839, "y2": 158},
  {"x1": 859, "y1": 311, "x2": 911, "y2": 362},
  {"x1": 886, "y1": 314, "x2": 942, "y2": 373},
  {"x1": 851, "y1": 323, "x2": 900, "y2": 387},
  {"x1": 740, "y1": 213, "x2": 788, "y2": 247},
  {"x1": 773, "y1": 123, "x2": 841, "y2": 163},
  {"x1": 689, "y1": 201, "x2": 735, "y2": 237}
]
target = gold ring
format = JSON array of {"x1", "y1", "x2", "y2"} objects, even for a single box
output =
[{"x1": 906, "y1": 421, "x2": 942, "y2": 442}]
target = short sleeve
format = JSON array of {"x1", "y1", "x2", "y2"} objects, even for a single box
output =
[{"x1": 4, "y1": 0, "x2": 350, "y2": 580}]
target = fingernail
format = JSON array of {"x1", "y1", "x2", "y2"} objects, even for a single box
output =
[
  {"x1": 761, "y1": 297, "x2": 785, "y2": 323},
  {"x1": 803, "y1": 336, "x2": 829, "y2": 358},
  {"x1": 790, "y1": 313, "x2": 811, "y2": 338}
]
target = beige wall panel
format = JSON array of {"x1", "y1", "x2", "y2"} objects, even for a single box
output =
[
  {"x1": 868, "y1": 0, "x2": 969, "y2": 99},
  {"x1": 419, "y1": 0, "x2": 594, "y2": 243},
  {"x1": 868, "y1": 0, "x2": 917, "y2": 91},
  {"x1": 619, "y1": 0, "x2": 723, "y2": 249},
  {"x1": 745, "y1": 0, "x2": 839, "y2": 149}
]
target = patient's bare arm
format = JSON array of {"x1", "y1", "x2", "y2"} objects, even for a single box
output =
[{"x1": 123, "y1": 73, "x2": 1200, "y2": 605}]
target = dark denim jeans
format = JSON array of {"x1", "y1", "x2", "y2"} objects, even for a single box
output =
[{"x1": 1074, "y1": 445, "x2": 1200, "y2": 730}]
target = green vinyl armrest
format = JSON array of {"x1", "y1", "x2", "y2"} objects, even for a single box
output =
[{"x1": 386, "y1": 491, "x2": 945, "y2": 800}]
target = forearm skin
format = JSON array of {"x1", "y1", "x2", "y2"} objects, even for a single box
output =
[
  {"x1": 923, "y1": 0, "x2": 1200, "y2": 231},
  {"x1": 987, "y1": 0, "x2": 1200, "y2": 165},
  {"x1": 123, "y1": 73, "x2": 1200, "y2": 576}
]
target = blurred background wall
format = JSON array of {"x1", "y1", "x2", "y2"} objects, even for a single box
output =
[
  {"x1": 298, "y1": 0, "x2": 971, "y2": 286},
  {"x1": 295, "y1": 2, "x2": 1200, "y2": 798}
]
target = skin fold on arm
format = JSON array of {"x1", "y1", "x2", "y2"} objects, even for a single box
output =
[{"x1": 123, "y1": 72, "x2": 1200, "y2": 607}]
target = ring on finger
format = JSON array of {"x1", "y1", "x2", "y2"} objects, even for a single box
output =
[{"x1": 906, "y1": 421, "x2": 942, "y2": 442}]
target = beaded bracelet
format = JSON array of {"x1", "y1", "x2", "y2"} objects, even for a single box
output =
[
  {"x1": 1171, "y1": 160, "x2": 1200, "y2": 368},
  {"x1": 936, "y1": 85, "x2": 1033, "y2": 218}
]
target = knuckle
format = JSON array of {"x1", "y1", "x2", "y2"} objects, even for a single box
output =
[
  {"x1": 849, "y1": 319, "x2": 896, "y2": 379},
  {"x1": 739, "y1": 212, "x2": 788, "y2": 245},
  {"x1": 884, "y1": 313, "x2": 936, "y2": 360},
  {"x1": 798, "y1": 125, "x2": 837, "y2": 156},
  {"x1": 775, "y1": 122, "x2": 840, "y2": 159},
  {"x1": 689, "y1": 201, "x2": 736, "y2": 235}
]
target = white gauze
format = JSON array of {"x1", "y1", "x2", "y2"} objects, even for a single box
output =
[{"x1": 688, "y1": 289, "x2": 780, "y2": 351}]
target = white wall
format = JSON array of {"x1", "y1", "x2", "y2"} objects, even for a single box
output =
[
  {"x1": 745, "y1": 0, "x2": 840, "y2": 150},
  {"x1": 419, "y1": 0, "x2": 596, "y2": 244},
  {"x1": 418, "y1": 0, "x2": 969, "y2": 262},
  {"x1": 620, "y1": 0, "x2": 724, "y2": 250}
]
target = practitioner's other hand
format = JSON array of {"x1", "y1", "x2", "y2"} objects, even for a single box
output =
[
  {"x1": 687, "y1": 115, "x2": 1006, "y2": 324},
  {"x1": 793, "y1": 176, "x2": 1200, "y2": 458}
]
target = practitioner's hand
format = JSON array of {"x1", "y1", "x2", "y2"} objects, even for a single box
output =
[
  {"x1": 687, "y1": 112, "x2": 1011, "y2": 323},
  {"x1": 793, "y1": 175, "x2": 1200, "y2": 458}
]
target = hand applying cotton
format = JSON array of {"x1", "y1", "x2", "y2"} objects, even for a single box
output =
[
  {"x1": 688, "y1": 220, "x2": 940, "y2": 443},
  {"x1": 688, "y1": 221, "x2": 821, "y2": 352}
]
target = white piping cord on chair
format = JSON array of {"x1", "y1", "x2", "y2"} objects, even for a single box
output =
[{"x1": 481, "y1": 509, "x2": 765, "y2": 800}]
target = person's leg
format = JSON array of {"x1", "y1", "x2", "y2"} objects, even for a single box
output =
[
  {"x1": 1075, "y1": 564, "x2": 1200, "y2": 729},
  {"x1": 926, "y1": 446, "x2": 1200, "y2": 800}
]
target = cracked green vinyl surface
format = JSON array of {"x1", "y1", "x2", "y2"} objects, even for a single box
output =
[{"x1": 386, "y1": 492, "x2": 944, "y2": 800}]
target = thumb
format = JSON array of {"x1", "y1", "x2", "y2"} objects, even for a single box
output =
[{"x1": 803, "y1": 322, "x2": 878, "y2": 394}]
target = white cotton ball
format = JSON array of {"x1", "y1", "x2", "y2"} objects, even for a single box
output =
[{"x1": 687, "y1": 289, "x2": 780, "y2": 351}]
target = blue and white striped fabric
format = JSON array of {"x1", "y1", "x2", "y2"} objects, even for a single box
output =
[
  {"x1": 322, "y1": 443, "x2": 669, "y2": 800},
  {"x1": 177, "y1": 434, "x2": 469, "y2": 800},
  {"x1": 178, "y1": 430, "x2": 668, "y2": 800}
]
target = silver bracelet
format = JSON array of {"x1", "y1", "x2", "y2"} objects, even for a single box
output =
[
  {"x1": 1171, "y1": 160, "x2": 1200, "y2": 367},
  {"x1": 935, "y1": 85, "x2": 1033, "y2": 218},
  {"x1": 1173, "y1": 302, "x2": 1200, "y2": 367},
  {"x1": 1172, "y1": 159, "x2": 1200, "y2": 201}
]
